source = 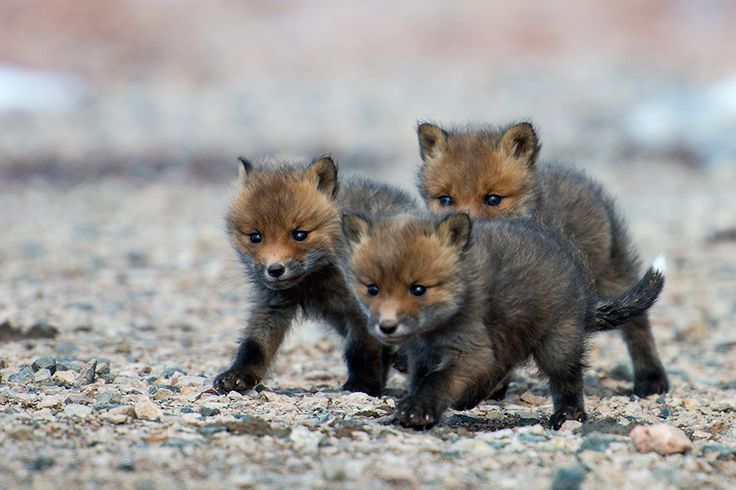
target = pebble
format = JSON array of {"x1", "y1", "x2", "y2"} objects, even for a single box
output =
[
  {"x1": 8, "y1": 367, "x2": 34, "y2": 384},
  {"x1": 199, "y1": 407, "x2": 221, "y2": 417},
  {"x1": 289, "y1": 426, "x2": 322, "y2": 452},
  {"x1": 32, "y1": 369, "x2": 53, "y2": 384},
  {"x1": 551, "y1": 465, "x2": 587, "y2": 490},
  {"x1": 103, "y1": 406, "x2": 134, "y2": 424},
  {"x1": 630, "y1": 424, "x2": 693, "y2": 455},
  {"x1": 134, "y1": 398, "x2": 162, "y2": 421},
  {"x1": 558, "y1": 420, "x2": 583, "y2": 434},
  {"x1": 153, "y1": 388, "x2": 175, "y2": 401},
  {"x1": 520, "y1": 391, "x2": 547, "y2": 405},
  {"x1": 64, "y1": 404, "x2": 93, "y2": 419},
  {"x1": 52, "y1": 370, "x2": 77, "y2": 387},
  {"x1": 96, "y1": 391, "x2": 122, "y2": 405},
  {"x1": 74, "y1": 359, "x2": 97, "y2": 387},
  {"x1": 31, "y1": 357, "x2": 57, "y2": 374},
  {"x1": 37, "y1": 396, "x2": 63, "y2": 409},
  {"x1": 578, "y1": 433, "x2": 619, "y2": 453}
]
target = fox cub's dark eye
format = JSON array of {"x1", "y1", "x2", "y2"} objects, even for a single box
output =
[
  {"x1": 366, "y1": 284, "x2": 380, "y2": 296},
  {"x1": 410, "y1": 285, "x2": 427, "y2": 296},
  {"x1": 438, "y1": 195, "x2": 454, "y2": 207},
  {"x1": 292, "y1": 230, "x2": 309, "y2": 241},
  {"x1": 249, "y1": 233, "x2": 263, "y2": 244},
  {"x1": 484, "y1": 194, "x2": 502, "y2": 207}
]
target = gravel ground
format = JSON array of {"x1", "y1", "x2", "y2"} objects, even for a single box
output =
[{"x1": 1, "y1": 157, "x2": 735, "y2": 489}]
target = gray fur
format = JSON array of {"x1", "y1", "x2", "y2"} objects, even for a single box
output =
[{"x1": 346, "y1": 213, "x2": 665, "y2": 430}]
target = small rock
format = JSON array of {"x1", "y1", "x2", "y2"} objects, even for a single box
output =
[
  {"x1": 227, "y1": 390, "x2": 244, "y2": 401},
  {"x1": 702, "y1": 443, "x2": 736, "y2": 461},
  {"x1": 74, "y1": 359, "x2": 97, "y2": 387},
  {"x1": 711, "y1": 401, "x2": 735, "y2": 412},
  {"x1": 163, "y1": 367, "x2": 186, "y2": 377},
  {"x1": 64, "y1": 404, "x2": 93, "y2": 418},
  {"x1": 175, "y1": 375, "x2": 206, "y2": 387},
  {"x1": 103, "y1": 406, "x2": 134, "y2": 424},
  {"x1": 449, "y1": 438, "x2": 495, "y2": 455},
  {"x1": 32, "y1": 369, "x2": 53, "y2": 384},
  {"x1": 8, "y1": 367, "x2": 34, "y2": 384},
  {"x1": 200, "y1": 407, "x2": 221, "y2": 417},
  {"x1": 95, "y1": 391, "x2": 122, "y2": 405},
  {"x1": 153, "y1": 388, "x2": 174, "y2": 401},
  {"x1": 659, "y1": 407, "x2": 672, "y2": 419},
  {"x1": 520, "y1": 391, "x2": 547, "y2": 405},
  {"x1": 27, "y1": 456, "x2": 55, "y2": 472},
  {"x1": 95, "y1": 360, "x2": 111, "y2": 376},
  {"x1": 558, "y1": 420, "x2": 583, "y2": 434},
  {"x1": 289, "y1": 426, "x2": 322, "y2": 452},
  {"x1": 630, "y1": 424, "x2": 692, "y2": 455},
  {"x1": 52, "y1": 370, "x2": 77, "y2": 387},
  {"x1": 37, "y1": 396, "x2": 63, "y2": 409},
  {"x1": 578, "y1": 432, "x2": 618, "y2": 452},
  {"x1": 552, "y1": 465, "x2": 587, "y2": 490},
  {"x1": 31, "y1": 357, "x2": 57, "y2": 374},
  {"x1": 134, "y1": 398, "x2": 162, "y2": 421}
]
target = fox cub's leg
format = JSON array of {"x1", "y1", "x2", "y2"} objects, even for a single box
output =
[
  {"x1": 621, "y1": 313, "x2": 669, "y2": 397},
  {"x1": 213, "y1": 301, "x2": 296, "y2": 393},
  {"x1": 487, "y1": 374, "x2": 512, "y2": 401},
  {"x1": 533, "y1": 333, "x2": 587, "y2": 430},
  {"x1": 398, "y1": 348, "x2": 498, "y2": 430},
  {"x1": 341, "y1": 315, "x2": 391, "y2": 397}
]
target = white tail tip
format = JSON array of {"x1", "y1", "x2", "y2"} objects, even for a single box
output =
[{"x1": 652, "y1": 253, "x2": 667, "y2": 275}]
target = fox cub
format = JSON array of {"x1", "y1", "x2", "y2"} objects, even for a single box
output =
[
  {"x1": 416, "y1": 122, "x2": 669, "y2": 397},
  {"x1": 214, "y1": 156, "x2": 417, "y2": 396},
  {"x1": 343, "y1": 212, "x2": 665, "y2": 430}
]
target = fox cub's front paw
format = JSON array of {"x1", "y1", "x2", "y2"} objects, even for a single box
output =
[
  {"x1": 213, "y1": 368, "x2": 259, "y2": 394},
  {"x1": 396, "y1": 395, "x2": 443, "y2": 430}
]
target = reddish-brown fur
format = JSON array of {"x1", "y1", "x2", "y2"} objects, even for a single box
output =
[
  {"x1": 418, "y1": 122, "x2": 541, "y2": 218},
  {"x1": 415, "y1": 121, "x2": 670, "y2": 397}
]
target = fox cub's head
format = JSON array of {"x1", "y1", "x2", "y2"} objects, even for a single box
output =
[
  {"x1": 227, "y1": 156, "x2": 342, "y2": 290},
  {"x1": 417, "y1": 122, "x2": 541, "y2": 219},
  {"x1": 343, "y1": 212, "x2": 472, "y2": 345}
]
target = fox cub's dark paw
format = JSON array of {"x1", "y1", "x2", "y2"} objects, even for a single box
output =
[
  {"x1": 396, "y1": 396, "x2": 443, "y2": 430},
  {"x1": 633, "y1": 368, "x2": 669, "y2": 398},
  {"x1": 213, "y1": 369, "x2": 259, "y2": 394},
  {"x1": 342, "y1": 379, "x2": 384, "y2": 397},
  {"x1": 549, "y1": 407, "x2": 587, "y2": 431}
]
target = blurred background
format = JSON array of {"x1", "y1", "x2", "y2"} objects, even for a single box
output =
[{"x1": 2, "y1": 0, "x2": 735, "y2": 183}]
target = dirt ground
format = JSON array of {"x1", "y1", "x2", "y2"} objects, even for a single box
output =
[{"x1": 1, "y1": 2, "x2": 735, "y2": 489}]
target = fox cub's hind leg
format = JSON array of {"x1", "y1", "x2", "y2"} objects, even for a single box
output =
[
  {"x1": 488, "y1": 374, "x2": 512, "y2": 401},
  {"x1": 621, "y1": 313, "x2": 669, "y2": 397},
  {"x1": 532, "y1": 331, "x2": 587, "y2": 430},
  {"x1": 214, "y1": 302, "x2": 296, "y2": 394}
]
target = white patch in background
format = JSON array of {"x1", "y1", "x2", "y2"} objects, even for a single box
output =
[
  {"x1": 0, "y1": 63, "x2": 88, "y2": 114},
  {"x1": 625, "y1": 72, "x2": 736, "y2": 167}
]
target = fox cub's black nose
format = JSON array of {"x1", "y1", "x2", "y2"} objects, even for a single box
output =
[
  {"x1": 379, "y1": 320, "x2": 398, "y2": 334},
  {"x1": 267, "y1": 264, "x2": 286, "y2": 278}
]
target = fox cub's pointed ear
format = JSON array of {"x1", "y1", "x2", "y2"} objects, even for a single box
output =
[
  {"x1": 417, "y1": 122, "x2": 448, "y2": 162},
  {"x1": 237, "y1": 156, "x2": 254, "y2": 183},
  {"x1": 342, "y1": 213, "x2": 371, "y2": 247},
  {"x1": 436, "y1": 213, "x2": 472, "y2": 251},
  {"x1": 499, "y1": 123, "x2": 540, "y2": 165},
  {"x1": 307, "y1": 155, "x2": 339, "y2": 198}
]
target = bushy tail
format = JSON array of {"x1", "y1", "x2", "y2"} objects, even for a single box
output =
[{"x1": 590, "y1": 254, "x2": 666, "y2": 332}]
